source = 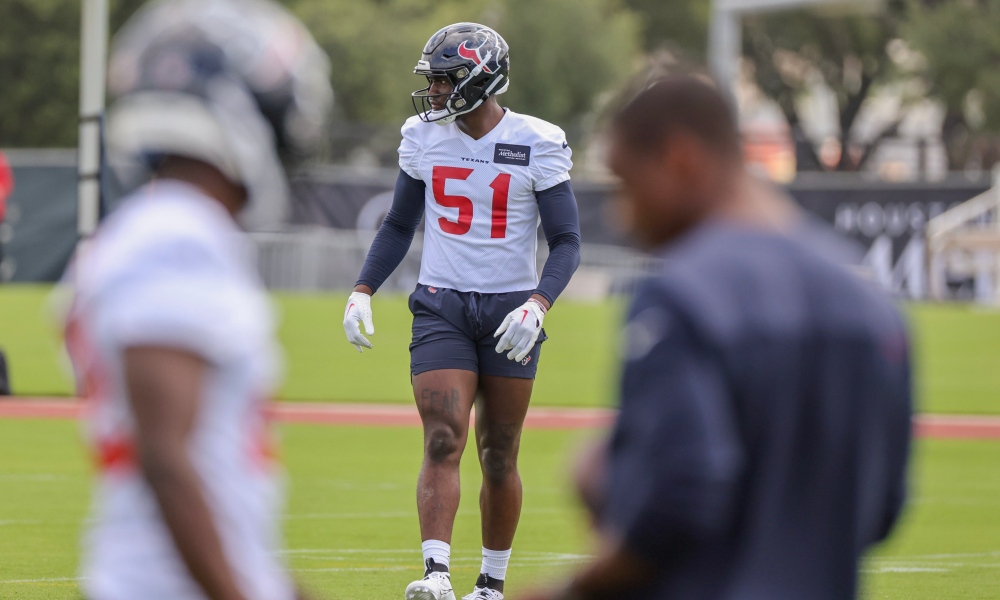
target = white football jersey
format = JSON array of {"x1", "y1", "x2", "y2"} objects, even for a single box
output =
[
  {"x1": 399, "y1": 109, "x2": 573, "y2": 293},
  {"x1": 65, "y1": 181, "x2": 293, "y2": 600}
]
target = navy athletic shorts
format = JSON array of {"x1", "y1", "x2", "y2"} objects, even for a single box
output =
[{"x1": 408, "y1": 284, "x2": 547, "y2": 379}]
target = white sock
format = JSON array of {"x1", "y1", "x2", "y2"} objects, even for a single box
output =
[
  {"x1": 422, "y1": 539, "x2": 451, "y2": 571},
  {"x1": 481, "y1": 547, "x2": 511, "y2": 581}
]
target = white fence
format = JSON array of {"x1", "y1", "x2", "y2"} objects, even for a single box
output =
[
  {"x1": 926, "y1": 175, "x2": 1000, "y2": 304},
  {"x1": 250, "y1": 228, "x2": 659, "y2": 298},
  {"x1": 252, "y1": 182, "x2": 1000, "y2": 305}
]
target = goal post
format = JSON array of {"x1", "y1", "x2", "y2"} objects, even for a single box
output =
[{"x1": 78, "y1": 0, "x2": 109, "y2": 238}]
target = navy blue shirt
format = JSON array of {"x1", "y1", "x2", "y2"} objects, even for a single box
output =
[{"x1": 605, "y1": 222, "x2": 912, "y2": 600}]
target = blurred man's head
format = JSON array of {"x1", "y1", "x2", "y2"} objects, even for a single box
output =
[
  {"x1": 607, "y1": 75, "x2": 743, "y2": 249},
  {"x1": 106, "y1": 0, "x2": 333, "y2": 227}
]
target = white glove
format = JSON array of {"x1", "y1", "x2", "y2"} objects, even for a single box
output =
[
  {"x1": 343, "y1": 291, "x2": 375, "y2": 352},
  {"x1": 494, "y1": 299, "x2": 547, "y2": 362}
]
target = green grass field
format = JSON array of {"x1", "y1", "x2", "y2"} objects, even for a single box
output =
[
  {"x1": 0, "y1": 285, "x2": 619, "y2": 408},
  {"x1": 2, "y1": 285, "x2": 1000, "y2": 413},
  {"x1": 0, "y1": 419, "x2": 997, "y2": 599},
  {"x1": 2, "y1": 285, "x2": 999, "y2": 599}
]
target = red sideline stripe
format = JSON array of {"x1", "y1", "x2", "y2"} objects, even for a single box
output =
[
  {"x1": 1, "y1": 399, "x2": 1000, "y2": 438},
  {"x1": 914, "y1": 415, "x2": 1000, "y2": 440},
  {"x1": 268, "y1": 403, "x2": 617, "y2": 429},
  {"x1": 0, "y1": 399, "x2": 614, "y2": 430},
  {"x1": 268, "y1": 403, "x2": 422, "y2": 427},
  {"x1": 0, "y1": 400, "x2": 82, "y2": 419}
]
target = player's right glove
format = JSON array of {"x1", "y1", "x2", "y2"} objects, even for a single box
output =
[{"x1": 343, "y1": 291, "x2": 375, "y2": 352}]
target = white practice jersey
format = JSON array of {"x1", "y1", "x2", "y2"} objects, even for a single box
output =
[
  {"x1": 399, "y1": 109, "x2": 573, "y2": 293},
  {"x1": 65, "y1": 181, "x2": 293, "y2": 600}
]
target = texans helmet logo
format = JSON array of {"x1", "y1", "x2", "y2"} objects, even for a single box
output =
[{"x1": 457, "y1": 40, "x2": 494, "y2": 74}]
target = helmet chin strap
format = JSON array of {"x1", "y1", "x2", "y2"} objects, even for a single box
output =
[
  {"x1": 489, "y1": 76, "x2": 509, "y2": 96},
  {"x1": 430, "y1": 111, "x2": 458, "y2": 126}
]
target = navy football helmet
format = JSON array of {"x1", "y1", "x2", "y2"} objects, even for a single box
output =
[
  {"x1": 106, "y1": 0, "x2": 333, "y2": 229},
  {"x1": 411, "y1": 23, "x2": 510, "y2": 125}
]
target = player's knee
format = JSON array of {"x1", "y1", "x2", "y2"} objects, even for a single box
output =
[
  {"x1": 480, "y1": 445, "x2": 517, "y2": 482},
  {"x1": 425, "y1": 425, "x2": 461, "y2": 464}
]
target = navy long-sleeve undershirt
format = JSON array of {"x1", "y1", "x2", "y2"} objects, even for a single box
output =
[
  {"x1": 356, "y1": 170, "x2": 581, "y2": 305},
  {"x1": 533, "y1": 181, "x2": 582, "y2": 306},
  {"x1": 355, "y1": 170, "x2": 426, "y2": 293}
]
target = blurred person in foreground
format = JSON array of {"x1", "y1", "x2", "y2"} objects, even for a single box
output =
[
  {"x1": 521, "y1": 76, "x2": 912, "y2": 600},
  {"x1": 62, "y1": 1, "x2": 332, "y2": 599}
]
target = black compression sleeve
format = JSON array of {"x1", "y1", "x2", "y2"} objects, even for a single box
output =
[
  {"x1": 534, "y1": 181, "x2": 582, "y2": 306},
  {"x1": 355, "y1": 170, "x2": 426, "y2": 293}
]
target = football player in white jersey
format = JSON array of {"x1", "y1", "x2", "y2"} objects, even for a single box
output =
[
  {"x1": 342, "y1": 22, "x2": 581, "y2": 600},
  {"x1": 64, "y1": 2, "x2": 332, "y2": 599}
]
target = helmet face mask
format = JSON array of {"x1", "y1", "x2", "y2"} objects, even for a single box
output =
[
  {"x1": 411, "y1": 70, "x2": 477, "y2": 124},
  {"x1": 410, "y1": 23, "x2": 510, "y2": 126}
]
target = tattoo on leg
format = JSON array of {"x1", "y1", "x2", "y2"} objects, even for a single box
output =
[
  {"x1": 491, "y1": 421, "x2": 520, "y2": 443},
  {"x1": 420, "y1": 387, "x2": 460, "y2": 416}
]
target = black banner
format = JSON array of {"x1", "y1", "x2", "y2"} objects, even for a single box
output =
[
  {"x1": 290, "y1": 167, "x2": 629, "y2": 245},
  {"x1": 788, "y1": 174, "x2": 990, "y2": 252},
  {"x1": 3, "y1": 158, "x2": 993, "y2": 283}
]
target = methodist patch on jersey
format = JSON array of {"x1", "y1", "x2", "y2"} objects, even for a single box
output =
[{"x1": 494, "y1": 143, "x2": 531, "y2": 166}]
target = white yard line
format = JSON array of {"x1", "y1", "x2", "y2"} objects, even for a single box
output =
[
  {"x1": 870, "y1": 550, "x2": 1000, "y2": 561},
  {"x1": 0, "y1": 473, "x2": 71, "y2": 481},
  {"x1": 864, "y1": 567, "x2": 950, "y2": 573},
  {"x1": 0, "y1": 577, "x2": 81, "y2": 584}
]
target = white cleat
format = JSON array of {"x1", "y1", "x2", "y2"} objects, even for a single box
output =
[
  {"x1": 463, "y1": 587, "x2": 504, "y2": 600},
  {"x1": 405, "y1": 570, "x2": 456, "y2": 600}
]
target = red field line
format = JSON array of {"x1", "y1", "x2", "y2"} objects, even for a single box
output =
[
  {"x1": 0, "y1": 399, "x2": 81, "y2": 420},
  {"x1": 269, "y1": 402, "x2": 617, "y2": 429},
  {"x1": 913, "y1": 415, "x2": 1000, "y2": 440},
  {"x1": 1, "y1": 398, "x2": 999, "y2": 438},
  {"x1": 0, "y1": 398, "x2": 615, "y2": 430}
]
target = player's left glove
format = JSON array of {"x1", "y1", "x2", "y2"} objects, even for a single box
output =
[{"x1": 494, "y1": 298, "x2": 547, "y2": 362}]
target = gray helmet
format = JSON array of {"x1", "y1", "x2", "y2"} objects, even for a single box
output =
[{"x1": 106, "y1": 0, "x2": 333, "y2": 229}]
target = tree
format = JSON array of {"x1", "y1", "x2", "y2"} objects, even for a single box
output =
[
  {"x1": 0, "y1": 0, "x2": 147, "y2": 148},
  {"x1": 1, "y1": 0, "x2": 640, "y2": 158},
  {"x1": 0, "y1": 1, "x2": 82, "y2": 147},
  {"x1": 499, "y1": 0, "x2": 640, "y2": 133},
  {"x1": 293, "y1": 0, "x2": 639, "y2": 129},
  {"x1": 618, "y1": 0, "x2": 910, "y2": 174},
  {"x1": 904, "y1": 0, "x2": 1000, "y2": 170},
  {"x1": 287, "y1": 0, "x2": 458, "y2": 127},
  {"x1": 742, "y1": 3, "x2": 907, "y2": 172},
  {"x1": 285, "y1": 0, "x2": 639, "y2": 161},
  {"x1": 620, "y1": 0, "x2": 710, "y2": 58}
]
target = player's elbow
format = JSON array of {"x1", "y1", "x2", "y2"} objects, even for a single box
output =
[
  {"x1": 136, "y1": 439, "x2": 191, "y2": 490},
  {"x1": 563, "y1": 233, "x2": 582, "y2": 276},
  {"x1": 548, "y1": 230, "x2": 581, "y2": 260},
  {"x1": 381, "y1": 209, "x2": 420, "y2": 237}
]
